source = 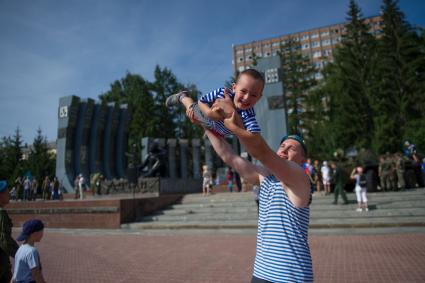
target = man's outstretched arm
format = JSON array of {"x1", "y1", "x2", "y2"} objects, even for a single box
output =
[
  {"x1": 204, "y1": 130, "x2": 267, "y2": 185},
  {"x1": 223, "y1": 113, "x2": 310, "y2": 207}
]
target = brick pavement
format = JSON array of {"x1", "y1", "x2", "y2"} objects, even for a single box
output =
[{"x1": 11, "y1": 231, "x2": 425, "y2": 283}]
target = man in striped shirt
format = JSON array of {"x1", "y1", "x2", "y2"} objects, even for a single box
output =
[
  {"x1": 205, "y1": 109, "x2": 313, "y2": 282},
  {"x1": 165, "y1": 68, "x2": 264, "y2": 137}
]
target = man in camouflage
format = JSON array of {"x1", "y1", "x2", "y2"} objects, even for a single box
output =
[
  {"x1": 395, "y1": 153, "x2": 406, "y2": 190},
  {"x1": 379, "y1": 154, "x2": 396, "y2": 191},
  {"x1": 0, "y1": 180, "x2": 19, "y2": 283},
  {"x1": 331, "y1": 162, "x2": 349, "y2": 205}
]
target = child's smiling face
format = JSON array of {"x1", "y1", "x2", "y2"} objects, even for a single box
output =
[{"x1": 232, "y1": 74, "x2": 263, "y2": 110}]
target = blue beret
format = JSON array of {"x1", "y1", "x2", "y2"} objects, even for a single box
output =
[
  {"x1": 280, "y1": 135, "x2": 307, "y2": 156},
  {"x1": 17, "y1": 219, "x2": 45, "y2": 241},
  {"x1": 0, "y1": 180, "x2": 7, "y2": 193}
]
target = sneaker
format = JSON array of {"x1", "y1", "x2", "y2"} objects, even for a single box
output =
[
  {"x1": 364, "y1": 208, "x2": 369, "y2": 212},
  {"x1": 165, "y1": 91, "x2": 188, "y2": 107},
  {"x1": 356, "y1": 208, "x2": 362, "y2": 212}
]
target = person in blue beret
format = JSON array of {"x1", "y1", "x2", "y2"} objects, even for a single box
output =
[
  {"x1": 204, "y1": 97, "x2": 314, "y2": 283},
  {"x1": 0, "y1": 180, "x2": 19, "y2": 283},
  {"x1": 12, "y1": 219, "x2": 46, "y2": 283}
]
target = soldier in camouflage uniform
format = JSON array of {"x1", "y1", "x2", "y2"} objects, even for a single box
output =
[
  {"x1": 379, "y1": 155, "x2": 396, "y2": 191},
  {"x1": 0, "y1": 180, "x2": 19, "y2": 283},
  {"x1": 395, "y1": 153, "x2": 406, "y2": 190},
  {"x1": 331, "y1": 162, "x2": 348, "y2": 204}
]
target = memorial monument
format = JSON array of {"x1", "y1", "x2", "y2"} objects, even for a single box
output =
[
  {"x1": 255, "y1": 56, "x2": 289, "y2": 151},
  {"x1": 56, "y1": 96, "x2": 130, "y2": 193}
]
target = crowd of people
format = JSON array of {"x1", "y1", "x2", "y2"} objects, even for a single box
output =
[
  {"x1": 299, "y1": 142, "x2": 424, "y2": 213},
  {"x1": 9, "y1": 175, "x2": 63, "y2": 202}
]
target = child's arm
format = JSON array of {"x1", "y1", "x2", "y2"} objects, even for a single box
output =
[
  {"x1": 212, "y1": 90, "x2": 260, "y2": 138},
  {"x1": 198, "y1": 101, "x2": 226, "y2": 121},
  {"x1": 197, "y1": 88, "x2": 235, "y2": 121},
  {"x1": 31, "y1": 267, "x2": 47, "y2": 283}
]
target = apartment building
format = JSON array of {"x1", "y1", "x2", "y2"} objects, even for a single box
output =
[{"x1": 232, "y1": 15, "x2": 383, "y2": 79}]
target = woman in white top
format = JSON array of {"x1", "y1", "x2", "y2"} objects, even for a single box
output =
[{"x1": 350, "y1": 166, "x2": 369, "y2": 212}]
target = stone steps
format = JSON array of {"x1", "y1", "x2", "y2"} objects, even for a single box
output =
[
  {"x1": 143, "y1": 207, "x2": 425, "y2": 222},
  {"x1": 166, "y1": 198, "x2": 425, "y2": 212},
  {"x1": 123, "y1": 189, "x2": 425, "y2": 231}
]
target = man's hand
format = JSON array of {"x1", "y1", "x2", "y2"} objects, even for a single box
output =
[
  {"x1": 223, "y1": 110, "x2": 244, "y2": 131},
  {"x1": 185, "y1": 107, "x2": 198, "y2": 124}
]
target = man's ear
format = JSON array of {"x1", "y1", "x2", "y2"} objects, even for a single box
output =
[{"x1": 232, "y1": 82, "x2": 237, "y2": 92}]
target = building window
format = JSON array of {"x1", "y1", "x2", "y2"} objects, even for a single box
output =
[
  {"x1": 321, "y1": 39, "x2": 331, "y2": 46},
  {"x1": 323, "y1": 49, "x2": 332, "y2": 56},
  {"x1": 313, "y1": 51, "x2": 322, "y2": 58},
  {"x1": 311, "y1": 33, "x2": 319, "y2": 39},
  {"x1": 332, "y1": 37, "x2": 341, "y2": 44},
  {"x1": 302, "y1": 43, "x2": 310, "y2": 50},
  {"x1": 301, "y1": 34, "x2": 309, "y2": 41},
  {"x1": 311, "y1": 41, "x2": 320, "y2": 48},
  {"x1": 245, "y1": 48, "x2": 252, "y2": 52},
  {"x1": 239, "y1": 57, "x2": 244, "y2": 62},
  {"x1": 264, "y1": 52, "x2": 271, "y2": 57},
  {"x1": 247, "y1": 55, "x2": 252, "y2": 60},
  {"x1": 238, "y1": 66, "x2": 245, "y2": 72},
  {"x1": 265, "y1": 68, "x2": 279, "y2": 84},
  {"x1": 236, "y1": 49, "x2": 243, "y2": 54},
  {"x1": 263, "y1": 44, "x2": 271, "y2": 49},
  {"x1": 272, "y1": 42, "x2": 280, "y2": 47},
  {"x1": 320, "y1": 31, "x2": 330, "y2": 37},
  {"x1": 315, "y1": 72, "x2": 323, "y2": 79}
]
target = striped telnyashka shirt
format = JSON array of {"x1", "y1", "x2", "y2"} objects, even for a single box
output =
[
  {"x1": 253, "y1": 175, "x2": 313, "y2": 283},
  {"x1": 199, "y1": 87, "x2": 260, "y2": 137}
]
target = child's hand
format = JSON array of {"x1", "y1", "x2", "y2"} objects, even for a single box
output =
[{"x1": 213, "y1": 88, "x2": 235, "y2": 117}]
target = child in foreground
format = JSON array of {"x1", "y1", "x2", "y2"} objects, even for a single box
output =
[
  {"x1": 165, "y1": 68, "x2": 264, "y2": 137},
  {"x1": 12, "y1": 219, "x2": 47, "y2": 283}
]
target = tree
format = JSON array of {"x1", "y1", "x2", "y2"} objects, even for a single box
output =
[
  {"x1": 99, "y1": 66, "x2": 203, "y2": 153},
  {"x1": 27, "y1": 128, "x2": 55, "y2": 181},
  {"x1": 304, "y1": 86, "x2": 335, "y2": 160},
  {"x1": 310, "y1": 0, "x2": 378, "y2": 155},
  {"x1": 0, "y1": 127, "x2": 24, "y2": 183},
  {"x1": 278, "y1": 37, "x2": 316, "y2": 136},
  {"x1": 375, "y1": 0, "x2": 425, "y2": 153},
  {"x1": 100, "y1": 72, "x2": 157, "y2": 147}
]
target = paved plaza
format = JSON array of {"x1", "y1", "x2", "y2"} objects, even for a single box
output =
[{"x1": 11, "y1": 229, "x2": 425, "y2": 283}]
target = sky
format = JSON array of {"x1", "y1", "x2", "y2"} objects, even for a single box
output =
[{"x1": 1, "y1": 0, "x2": 424, "y2": 144}]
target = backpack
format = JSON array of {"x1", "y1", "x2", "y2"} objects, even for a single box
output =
[{"x1": 359, "y1": 174, "x2": 367, "y2": 187}]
